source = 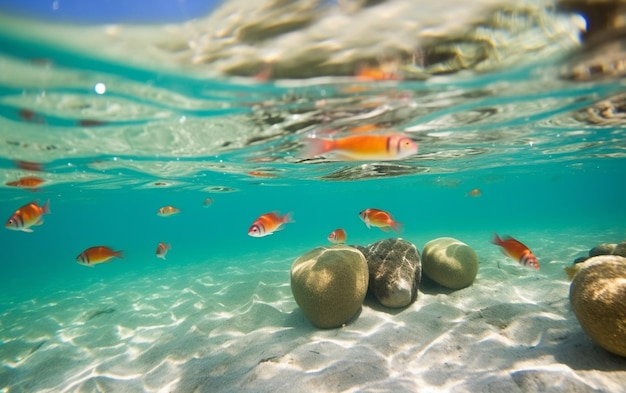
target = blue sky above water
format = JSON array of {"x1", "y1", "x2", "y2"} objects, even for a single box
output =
[{"x1": 0, "y1": 0, "x2": 222, "y2": 23}]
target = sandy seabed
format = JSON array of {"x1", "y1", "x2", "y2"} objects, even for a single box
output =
[{"x1": 1, "y1": 231, "x2": 625, "y2": 393}]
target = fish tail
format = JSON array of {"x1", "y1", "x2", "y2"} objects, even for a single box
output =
[
  {"x1": 491, "y1": 233, "x2": 502, "y2": 245},
  {"x1": 564, "y1": 266, "x2": 577, "y2": 281},
  {"x1": 390, "y1": 220, "x2": 402, "y2": 233},
  {"x1": 114, "y1": 250, "x2": 124, "y2": 259},
  {"x1": 301, "y1": 137, "x2": 335, "y2": 159},
  {"x1": 282, "y1": 212, "x2": 295, "y2": 224},
  {"x1": 42, "y1": 199, "x2": 51, "y2": 214}
]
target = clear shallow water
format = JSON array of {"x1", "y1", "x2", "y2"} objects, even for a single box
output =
[{"x1": 1, "y1": 4, "x2": 626, "y2": 392}]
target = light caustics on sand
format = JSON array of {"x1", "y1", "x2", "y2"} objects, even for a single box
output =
[{"x1": 1, "y1": 231, "x2": 625, "y2": 392}]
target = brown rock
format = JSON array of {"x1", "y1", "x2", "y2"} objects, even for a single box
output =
[
  {"x1": 291, "y1": 245, "x2": 369, "y2": 328},
  {"x1": 569, "y1": 255, "x2": 626, "y2": 357}
]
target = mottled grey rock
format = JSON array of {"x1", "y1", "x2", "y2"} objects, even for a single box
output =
[
  {"x1": 569, "y1": 255, "x2": 626, "y2": 357},
  {"x1": 358, "y1": 238, "x2": 421, "y2": 308},
  {"x1": 291, "y1": 245, "x2": 369, "y2": 328},
  {"x1": 588, "y1": 243, "x2": 615, "y2": 257}
]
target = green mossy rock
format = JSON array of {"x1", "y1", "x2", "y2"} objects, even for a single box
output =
[
  {"x1": 569, "y1": 255, "x2": 626, "y2": 357},
  {"x1": 291, "y1": 245, "x2": 369, "y2": 328},
  {"x1": 421, "y1": 237, "x2": 479, "y2": 290}
]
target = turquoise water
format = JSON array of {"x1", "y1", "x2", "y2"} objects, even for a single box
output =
[{"x1": 1, "y1": 10, "x2": 626, "y2": 393}]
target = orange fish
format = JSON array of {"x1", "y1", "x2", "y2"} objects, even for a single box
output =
[
  {"x1": 492, "y1": 234, "x2": 539, "y2": 269},
  {"x1": 5, "y1": 200, "x2": 50, "y2": 232},
  {"x1": 301, "y1": 133, "x2": 417, "y2": 161},
  {"x1": 349, "y1": 124, "x2": 382, "y2": 133},
  {"x1": 6, "y1": 176, "x2": 45, "y2": 188},
  {"x1": 327, "y1": 228, "x2": 347, "y2": 244},
  {"x1": 359, "y1": 208, "x2": 401, "y2": 232},
  {"x1": 203, "y1": 198, "x2": 213, "y2": 207},
  {"x1": 157, "y1": 206, "x2": 181, "y2": 217},
  {"x1": 248, "y1": 171, "x2": 278, "y2": 178},
  {"x1": 355, "y1": 65, "x2": 402, "y2": 81},
  {"x1": 156, "y1": 242, "x2": 171, "y2": 260},
  {"x1": 76, "y1": 246, "x2": 123, "y2": 267},
  {"x1": 466, "y1": 188, "x2": 482, "y2": 197},
  {"x1": 248, "y1": 211, "x2": 294, "y2": 237}
]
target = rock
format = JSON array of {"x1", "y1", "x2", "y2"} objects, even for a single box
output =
[
  {"x1": 588, "y1": 243, "x2": 615, "y2": 257},
  {"x1": 291, "y1": 245, "x2": 369, "y2": 328},
  {"x1": 569, "y1": 255, "x2": 626, "y2": 357},
  {"x1": 573, "y1": 256, "x2": 588, "y2": 264},
  {"x1": 421, "y1": 237, "x2": 479, "y2": 290},
  {"x1": 612, "y1": 241, "x2": 626, "y2": 257},
  {"x1": 358, "y1": 238, "x2": 421, "y2": 308}
]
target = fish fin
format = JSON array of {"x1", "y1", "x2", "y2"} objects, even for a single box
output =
[
  {"x1": 491, "y1": 233, "x2": 502, "y2": 245},
  {"x1": 564, "y1": 266, "x2": 578, "y2": 281},
  {"x1": 34, "y1": 218, "x2": 44, "y2": 226},
  {"x1": 23, "y1": 228, "x2": 34, "y2": 233},
  {"x1": 390, "y1": 220, "x2": 402, "y2": 233},
  {"x1": 380, "y1": 226, "x2": 389, "y2": 232},
  {"x1": 300, "y1": 137, "x2": 334, "y2": 159},
  {"x1": 282, "y1": 212, "x2": 295, "y2": 224},
  {"x1": 41, "y1": 199, "x2": 51, "y2": 214},
  {"x1": 114, "y1": 251, "x2": 124, "y2": 259}
]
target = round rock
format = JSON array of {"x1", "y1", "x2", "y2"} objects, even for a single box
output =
[
  {"x1": 360, "y1": 238, "x2": 421, "y2": 308},
  {"x1": 291, "y1": 245, "x2": 369, "y2": 329},
  {"x1": 569, "y1": 255, "x2": 626, "y2": 357},
  {"x1": 421, "y1": 237, "x2": 479, "y2": 290}
]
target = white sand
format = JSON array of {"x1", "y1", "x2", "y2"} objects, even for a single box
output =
[{"x1": 1, "y1": 231, "x2": 625, "y2": 393}]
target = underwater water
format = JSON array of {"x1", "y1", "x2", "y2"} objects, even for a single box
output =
[{"x1": 1, "y1": 3, "x2": 626, "y2": 392}]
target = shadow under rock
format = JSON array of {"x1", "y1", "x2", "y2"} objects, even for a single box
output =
[
  {"x1": 552, "y1": 328, "x2": 626, "y2": 371},
  {"x1": 362, "y1": 291, "x2": 407, "y2": 315},
  {"x1": 417, "y1": 275, "x2": 457, "y2": 296}
]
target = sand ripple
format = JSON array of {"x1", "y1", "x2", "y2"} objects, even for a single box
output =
[{"x1": 1, "y1": 231, "x2": 625, "y2": 392}]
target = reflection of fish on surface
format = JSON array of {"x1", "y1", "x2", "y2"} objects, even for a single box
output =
[
  {"x1": 491, "y1": 233, "x2": 539, "y2": 269},
  {"x1": 5, "y1": 200, "x2": 50, "y2": 232},
  {"x1": 6, "y1": 176, "x2": 45, "y2": 189},
  {"x1": 156, "y1": 242, "x2": 171, "y2": 260},
  {"x1": 355, "y1": 61, "x2": 402, "y2": 81},
  {"x1": 301, "y1": 133, "x2": 417, "y2": 161},
  {"x1": 248, "y1": 171, "x2": 278, "y2": 178},
  {"x1": 359, "y1": 208, "x2": 401, "y2": 232},
  {"x1": 14, "y1": 160, "x2": 45, "y2": 172},
  {"x1": 76, "y1": 246, "x2": 123, "y2": 267},
  {"x1": 248, "y1": 211, "x2": 294, "y2": 237},
  {"x1": 157, "y1": 206, "x2": 181, "y2": 216},
  {"x1": 327, "y1": 228, "x2": 347, "y2": 244}
]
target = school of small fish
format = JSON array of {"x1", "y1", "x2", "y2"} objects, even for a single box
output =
[
  {"x1": 4, "y1": 147, "x2": 540, "y2": 271},
  {"x1": 4, "y1": 188, "x2": 540, "y2": 271}
]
